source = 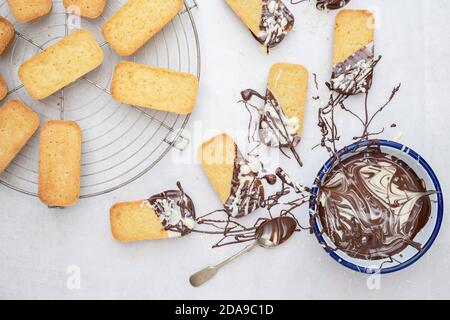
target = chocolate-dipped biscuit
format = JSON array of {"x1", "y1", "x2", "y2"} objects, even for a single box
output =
[
  {"x1": 200, "y1": 133, "x2": 265, "y2": 218},
  {"x1": 331, "y1": 10, "x2": 375, "y2": 95},
  {"x1": 110, "y1": 182, "x2": 196, "y2": 241},
  {"x1": 226, "y1": 0, "x2": 294, "y2": 52}
]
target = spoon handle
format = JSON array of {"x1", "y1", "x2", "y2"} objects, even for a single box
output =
[{"x1": 189, "y1": 242, "x2": 258, "y2": 287}]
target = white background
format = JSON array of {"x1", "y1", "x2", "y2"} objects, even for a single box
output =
[{"x1": 0, "y1": 0, "x2": 449, "y2": 299}]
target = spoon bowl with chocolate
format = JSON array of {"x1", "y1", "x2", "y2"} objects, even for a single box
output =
[{"x1": 309, "y1": 140, "x2": 443, "y2": 274}]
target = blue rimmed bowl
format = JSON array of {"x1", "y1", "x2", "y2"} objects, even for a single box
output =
[{"x1": 309, "y1": 140, "x2": 444, "y2": 274}]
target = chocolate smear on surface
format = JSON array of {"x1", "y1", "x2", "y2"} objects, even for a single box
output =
[
  {"x1": 290, "y1": 0, "x2": 351, "y2": 11},
  {"x1": 224, "y1": 145, "x2": 265, "y2": 218},
  {"x1": 147, "y1": 182, "x2": 196, "y2": 237},
  {"x1": 331, "y1": 42, "x2": 376, "y2": 95},
  {"x1": 316, "y1": 144, "x2": 434, "y2": 260},
  {"x1": 240, "y1": 88, "x2": 303, "y2": 167},
  {"x1": 316, "y1": 0, "x2": 351, "y2": 10},
  {"x1": 256, "y1": 0, "x2": 295, "y2": 53}
]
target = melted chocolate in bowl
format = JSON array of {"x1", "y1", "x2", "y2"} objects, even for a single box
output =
[{"x1": 316, "y1": 143, "x2": 434, "y2": 261}]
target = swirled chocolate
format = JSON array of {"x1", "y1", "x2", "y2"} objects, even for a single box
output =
[
  {"x1": 257, "y1": 0, "x2": 295, "y2": 52},
  {"x1": 331, "y1": 42, "x2": 375, "y2": 95},
  {"x1": 317, "y1": 145, "x2": 433, "y2": 260},
  {"x1": 148, "y1": 182, "x2": 196, "y2": 237},
  {"x1": 224, "y1": 146, "x2": 265, "y2": 218},
  {"x1": 316, "y1": 0, "x2": 351, "y2": 10}
]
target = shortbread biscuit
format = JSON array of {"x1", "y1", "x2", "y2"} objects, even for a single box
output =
[
  {"x1": 225, "y1": 0, "x2": 294, "y2": 50},
  {"x1": 0, "y1": 73, "x2": 7, "y2": 100},
  {"x1": 63, "y1": 0, "x2": 106, "y2": 19},
  {"x1": 226, "y1": 0, "x2": 262, "y2": 36},
  {"x1": 38, "y1": 121, "x2": 81, "y2": 207},
  {"x1": 0, "y1": 17, "x2": 15, "y2": 55},
  {"x1": 333, "y1": 9, "x2": 374, "y2": 65},
  {"x1": 102, "y1": 0, "x2": 184, "y2": 56},
  {"x1": 110, "y1": 183, "x2": 196, "y2": 242},
  {"x1": 19, "y1": 29, "x2": 104, "y2": 100},
  {"x1": 7, "y1": 0, "x2": 52, "y2": 23},
  {"x1": 111, "y1": 201, "x2": 168, "y2": 242},
  {"x1": 268, "y1": 63, "x2": 308, "y2": 136},
  {"x1": 332, "y1": 10, "x2": 375, "y2": 95},
  {"x1": 0, "y1": 100, "x2": 39, "y2": 173},
  {"x1": 200, "y1": 134, "x2": 264, "y2": 218},
  {"x1": 199, "y1": 134, "x2": 236, "y2": 204},
  {"x1": 111, "y1": 61, "x2": 199, "y2": 115}
]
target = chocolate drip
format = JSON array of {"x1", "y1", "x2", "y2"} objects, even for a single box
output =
[
  {"x1": 148, "y1": 182, "x2": 196, "y2": 237},
  {"x1": 259, "y1": 89, "x2": 301, "y2": 148},
  {"x1": 316, "y1": 144, "x2": 433, "y2": 260},
  {"x1": 331, "y1": 42, "x2": 375, "y2": 95},
  {"x1": 224, "y1": 146, "x2": 265, "y2": 218},
  {"x1": 256, "y1": 0, "x2": 295, "y2": 52},
  {"x1": 316, "y1": 0, "x2": 351, "y2": 10},
  {"x1": 290, "y1": 0, "x2": 351, "y2": 11},
  {"x1": 196, "y1": 167, "x2": 310, "y2": 248},
  {"x1": 240, "y1": 88, "x2": 303, "y2": 166}
]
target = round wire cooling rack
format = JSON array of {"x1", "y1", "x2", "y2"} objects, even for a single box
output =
[{"x1": 0, "y1": 0, "x2": 201, "y2": 198}]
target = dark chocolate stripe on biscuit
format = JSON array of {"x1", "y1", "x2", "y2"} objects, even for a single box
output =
[
  {"x1": 331, "y1": 42, "x2": 375, "y2": 95},
  {"x1": 256, "y1": 0, "x2": 294, "y2": 51},
  {"x1": 148, "y1": 182, "x2": 196, "y2": 236},
  {"x1": 224, "y1": 146, "x2": 264, "y2": 218}
]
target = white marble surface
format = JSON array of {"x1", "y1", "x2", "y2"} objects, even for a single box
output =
[{"x1": 0, "y1": 0, "x2": 449, "y2": 299}]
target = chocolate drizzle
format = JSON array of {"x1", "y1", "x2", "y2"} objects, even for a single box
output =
[
  {"x1": 312, "y1": 58, "x2": 436, "y2": 262},
  {"x1": 195, "y1": 167, "x2": 310, "y2": 248},
  {"x1": 316, "y1": 144, "x2": 433, "y2": 260},
  {"x1": 224, "y1": 146, "x2": 265, "y2": 218},
  {"x1": 316, "y1": 0, "x2": 351, "y2": 10},
  {"x1": 196, "y1": 45, "x2": 435, "y2": 270},
  {"x1": 331, "y1": 42, "x2": 376, "y2": 95},
  {"x1": 241, "y1": 88, "x2": 303, "y2": 166},
  {"x1": 148, "y1": 182, "x2": 196, "y2": 237},
  {"x1": 256, "y1": 0, "x2": 295, "y2": 52},
  {"x1": 290, "y1": 0, "x2": 351, "y2": 11}
]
